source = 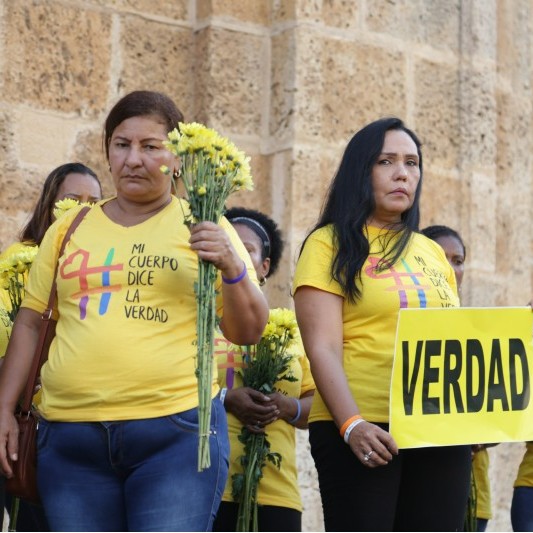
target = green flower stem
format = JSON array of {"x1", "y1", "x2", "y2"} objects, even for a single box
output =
[
  {"x1": 237, "y1": 433, "x2": 264, "y2": 532},
  {"x1": 8, "y1": 496, "x2": 19, "y2": 531},
  {"x1": 196, "y1": 259, "x2": 217, "y2": 471}
]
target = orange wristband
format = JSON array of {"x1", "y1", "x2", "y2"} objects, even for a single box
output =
[{"x1": 339, "y1": 414, "x2": 362, "y2": 437}]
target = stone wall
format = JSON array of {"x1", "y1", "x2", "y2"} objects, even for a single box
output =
[{"x1": 0, "y1": 0, "x2": 531, "y2": 531}]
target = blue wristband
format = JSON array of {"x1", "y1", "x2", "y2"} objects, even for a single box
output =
[
  {"x1": 222, "y1": 262, "x2": 247, "y2": 284},
  {"x1": 288, "y1": 398, "x2": 301, "y2": 425}
]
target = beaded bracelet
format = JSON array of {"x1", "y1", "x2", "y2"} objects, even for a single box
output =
[
  {"x1": 288, "y1": 398, "x2": 301, "y2": 425},
  {"x1": 222, "y1": 262, "x2": 247, "y2": 284}
]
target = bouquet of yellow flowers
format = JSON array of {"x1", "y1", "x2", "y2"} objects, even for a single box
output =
[
  {"x1": 0, "y1": 245, "x2": 38, "y2": 321},
  {"x1": 232, "y1": 308, "x2": 299, "y2": 532},
  {"x1": 163, "y1": 122, "x2": 253, "y2": 471}
]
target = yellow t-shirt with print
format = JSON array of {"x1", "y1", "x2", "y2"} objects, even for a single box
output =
[
  {"x1": 514, "y1": 443, "x2": 533, "y2": 487},
  {"x1": 293, "y1": 224, "x2": 459, "y2": 423},
  {"x1": 22, "y1": 197, "x2": 258, "y2": 422},
  {"x1": 216, "y1": 329, "x2": 315, "y2": 511},
  {"x1": 473, "y1": 448, "x2": 491, "y2": 519}
]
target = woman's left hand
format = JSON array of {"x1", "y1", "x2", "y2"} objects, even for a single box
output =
[
  {"x1": 346, "y1": 420, "x2": 398, "y2": 468},
  {"x1": 189, "y1": 221, "x2": 243, "y2": 276}
]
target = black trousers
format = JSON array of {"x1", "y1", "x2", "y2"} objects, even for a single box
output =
[
  {"x1": 309, "y1": 421, "x2": 471, "y2": 532},
  {"x1": 213, "y1": 501, "x2": 301, "y2": 532}
]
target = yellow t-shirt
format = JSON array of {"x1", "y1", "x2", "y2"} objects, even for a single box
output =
[
  {"x1": 22, "y1": 197, "x2": 258, "y2": 422},
  {"x1": 473, "y1": 449, "x2": 491, "y2": 519},
  {"x1": 514, "y1": 443, "x2": 533, "y2": 487},
  {"x1": 216, "y1": 328, "x2": 315, "y2": 511},
  {"x1": 293, "y1": 225, "x2": 459, "y2": 423}
]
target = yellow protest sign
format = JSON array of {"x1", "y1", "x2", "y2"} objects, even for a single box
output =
[{"x1": 390, "y1": 307, "x2": 533, "y2": 448}]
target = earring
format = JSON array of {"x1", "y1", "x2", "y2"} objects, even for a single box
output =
[
  {"x1": 259, "y1": 277, "x2": 266, "y2": 287},
  {"x1": 173, "y1": 168, "x2": 182, "y2": 179}
]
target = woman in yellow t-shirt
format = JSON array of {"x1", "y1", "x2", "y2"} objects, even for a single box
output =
[
  {"x1": 422, "y1": 225, "x2": 494, "y2": 532},
  {"x1": 293, "y1": 118, "x2": 471, "y2": 531},
  {"x1": 0, "y1": 91, "x2": 269, "y2": 532},
  {"x1": 0, "y1": 162, "x2": 102, "y2": 311},
  {"x1": 213, "y1": 207, "x2": 314, "y2": 532},
  {"x1": 1, "y1": 162, "x2": 101, "y2": 532}
]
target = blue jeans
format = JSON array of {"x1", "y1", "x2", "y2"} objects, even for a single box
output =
[
  {"x1": 37, "y1": 399, "x2": 229, "y2": 532},
  {"x1": 511, "y1": 486, "x2": 533, "y2": 532}
]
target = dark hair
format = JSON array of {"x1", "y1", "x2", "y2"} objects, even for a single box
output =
[
  {"x1": 304, "y1": 117, "x2": 423, "y2": 303},
  {"x1": 103, "y1": 90, "x2": 184, "y2": 160},
  {"x1": 421, "y1": 225, "x2": 466, "y2": 259},
  {"x1": 20, "y1": 163, "x2": 101, "y2": 245},
  {"x1": 225, "y1": 207, "x2": 284, "y2": 277}
]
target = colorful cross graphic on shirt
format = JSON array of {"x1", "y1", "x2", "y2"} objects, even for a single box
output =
[
  {"x1": 365, "y1": 257, "x2": 430, "y2": 308},
  {"x1": 60, "y1": 248, "x2": 123, "y2": 319}
]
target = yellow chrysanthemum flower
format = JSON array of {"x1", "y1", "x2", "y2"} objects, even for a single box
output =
[{"x1": 53, "y1": 198, "x2": 93, "y2": 221}]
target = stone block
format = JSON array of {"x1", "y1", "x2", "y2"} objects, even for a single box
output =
[
  {"x1": 496, "y1": 0, "x2": 532, "y2": 91},
  {"x1": 460, "y1": 0, "x2": 497, "y2": 60},
  {"x1": 290, "y1": 143, "x2": 336, "y2": 236},
  {"x1": 320, "y1": 0, "x2": 360, "y2": 30},
  {"x1": 71, "y1": 128, "x2": 115, "y2": 199},
  {"x1": 419, "y1": 169, "x2": 462, "y2": 230},
  {"x1": 296, "y1": 30, "x2": 408, "y2": 142},
  {"x1": 0, "y1": 212, "x2": 32, "y2": 253},
  {"x1": 17, "y1": 110, "x2": 85, "y2": 167},
  {"x1": 413, "y1": 58, "x2": 460, "y2": 169},
  {"x1": 294, "y1": 0, "x2": 359, "y2": 28},
  {"x1": 119, "y1": 16, "x2": 195, "y2": 117},
  {"x1": 466, "y1": 172, "x2": 497, "y2": 275},
  {"x1": 0, "y1": 165, "x2": 47, "y2": 250},
  {"x1": 197, "y1": 0, "x2": 271, "y2": 26},
  {"x1": 191, "y1": 27, "x2": 267, "y2": 135},
  {"x1": 269, "y1": 30, "x2": 296, "y2": 145},
  {"x1": 226, "y1": 152, "x2": 271, "y2": 212},
  {"x1": 85, "y1": 0, "x2": 189, "y2": 20},
  {"x1": 365, "y1": 0, "x2": 461, "y2": 54},
  {"x1": 458, "y1": 65, "x2": 497, "y2": 167},
  {"x1": 3, "y1": 1, "x2": 111, "y2": 116},
  {"x1": 0, "y1": 108, "x2": 18, "y2": 173},
  {"x1": 272, "y1": 0, "x2": 296, "y2": 24}
]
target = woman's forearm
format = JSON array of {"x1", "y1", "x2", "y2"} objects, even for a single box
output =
[
  {"x1": 0, "y1": 308, "x2": 42, "y2": 413},
  {"x1": 220, "y1": 280, "x2": 268, "y2": 345}
]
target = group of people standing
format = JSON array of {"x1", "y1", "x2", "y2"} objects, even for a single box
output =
[{"x1": 0, "y1": 89, "x2": 529, "y2": 532}]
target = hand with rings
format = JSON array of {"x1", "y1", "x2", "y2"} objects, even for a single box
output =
[
  {"x1": 345, "y1": 421, "x2": 398, "y2": 468},
  {"x1": 363, "y1": 450, "x2": 374, "y2": 462}
]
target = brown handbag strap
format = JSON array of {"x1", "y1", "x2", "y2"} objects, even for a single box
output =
[{"x1": 19, "y1": 206, "x2": 91, "y2": 412}]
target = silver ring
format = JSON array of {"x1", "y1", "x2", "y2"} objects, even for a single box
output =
[{"x1": 363, "y1": 450, "x2": 374, "y2": 461}]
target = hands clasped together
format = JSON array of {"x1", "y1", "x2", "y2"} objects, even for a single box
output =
[{"x1": 224, "y1": 388, "x2": 298, "y2": 434}]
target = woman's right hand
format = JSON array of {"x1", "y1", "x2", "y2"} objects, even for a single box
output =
[
  {"x1": 224, "y1": 387, "x2": 279, "y2": 429},
  {"x1": 0, "y1": 410, "x2": 20, "y2": 478},
  {"x1": 346, "y1": 420, "x2": 398, "y2": 468}
]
